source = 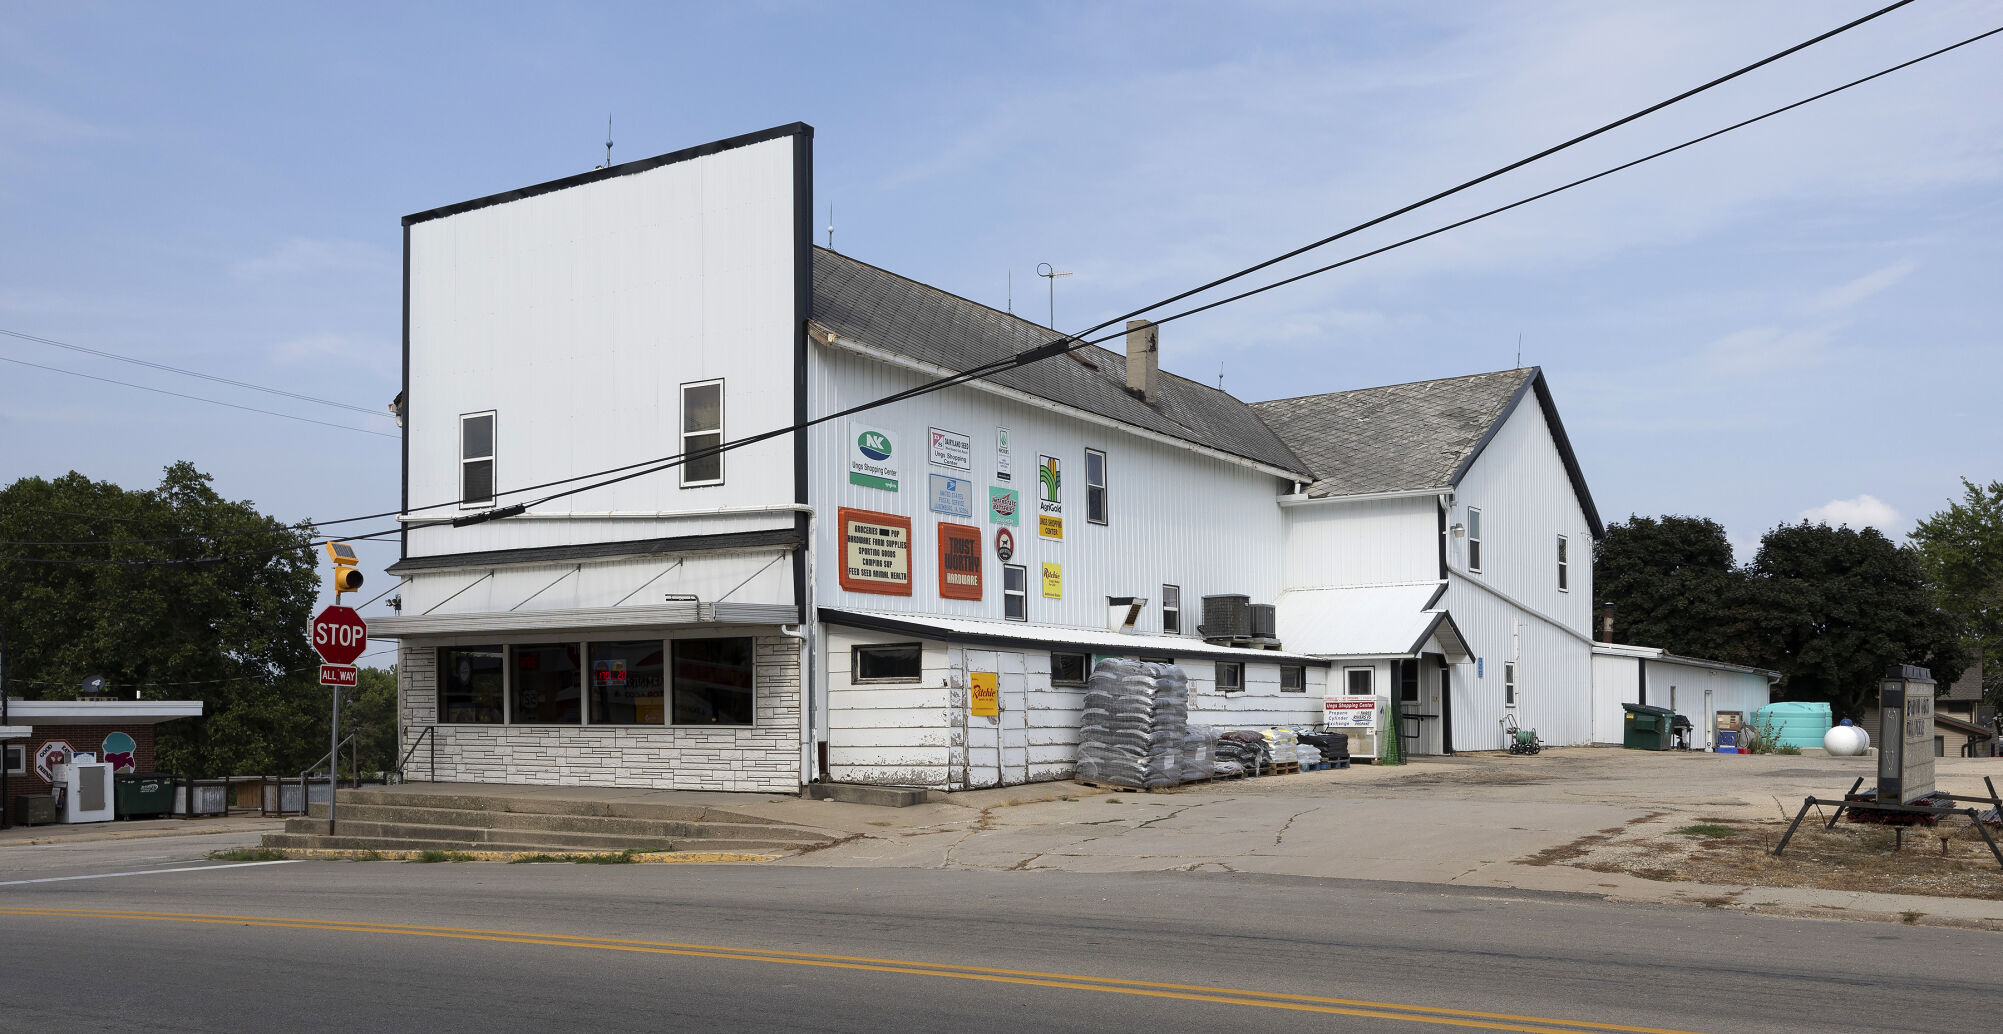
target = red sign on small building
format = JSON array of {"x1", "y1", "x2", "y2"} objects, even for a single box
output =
[{"x1": 937, "y1": 522, "x2": 983, "y2": 601}]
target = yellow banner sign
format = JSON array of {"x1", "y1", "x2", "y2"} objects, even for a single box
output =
[
  {"x1": 1038, "y1": 514, "x2": 1063, "y2": 540},
  {"x1": 1041, "y1": 561, "x2": 1062, "y2": 598},
  {"x1": 970, "y1": 671, "x2": 999, "y2": 717}
]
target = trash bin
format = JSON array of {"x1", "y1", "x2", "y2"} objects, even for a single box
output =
[
  {"x1": 114, "y1": 772, "x2": 176, "y2": 819},
  {"x1": 1622, "y1": 703, "x2": 1675, "y2": 750}
]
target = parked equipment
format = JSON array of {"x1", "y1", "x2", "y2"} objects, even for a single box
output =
[{"x1": 1500, "y1": 714, "x2": 1542, "y2": 755}]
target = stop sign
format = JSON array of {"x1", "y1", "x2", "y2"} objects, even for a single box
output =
[{"x1": 310, "y1": 605, "x2": 368, "y2": 665}]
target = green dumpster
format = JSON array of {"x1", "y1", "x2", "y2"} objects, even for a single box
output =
[
  {"x1": 114, "y1": 772, "x2": 175, "y2": 819},
  {"x1": 1622, "y1": 704, "x2": 1675, "y2": 750}
]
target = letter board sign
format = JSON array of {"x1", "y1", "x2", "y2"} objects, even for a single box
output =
[{"x1": 838, "y1": 508, "x2": 912, "y2": 595}]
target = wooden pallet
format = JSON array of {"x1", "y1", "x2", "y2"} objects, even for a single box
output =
[
  {"x1": 1265, "y1": 761, "x2": 1302, "y2": 776},
  {"x1": 1076, "y1": 779, "x2": 1177, "y2": 794}
]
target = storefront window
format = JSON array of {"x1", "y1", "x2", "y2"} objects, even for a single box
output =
[
  {"x1": 674, "y1": 637, "x2": 756, "y2": 726},
  {"x1": 439, "y1": 646, "x2": 504, "y2": 723},
  {"x1": 589, "y1": 640, "x2": 667, "y2": 725},
  {"x1": 512, "y1": 643, "x2": 582, "y2": 724}
]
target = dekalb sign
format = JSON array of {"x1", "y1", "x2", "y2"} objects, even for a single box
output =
[{"x1": 310, "y1": 605, "x2": 368, "y2": 666}]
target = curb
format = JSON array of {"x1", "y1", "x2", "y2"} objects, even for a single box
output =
[{"x1": 256, "y1": 848, "x2": 783, "y2": 864}]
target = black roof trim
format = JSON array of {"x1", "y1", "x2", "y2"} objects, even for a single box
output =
[
  {"x1": 386, "y1": 527, "x2": 802, "y2": 574},
  {"x1": 1447, "y1": 367, "x2": 1605, "y2": 540},
  {"x1": 403, "y1": 122, "x2": 814, "y2": 227},
  {"x1": 1407, "y1": 610, "x2": 1468, "y2": 658},
  {"x1": 819, "y1": 608, "x2": 1332, "y2": 666}
]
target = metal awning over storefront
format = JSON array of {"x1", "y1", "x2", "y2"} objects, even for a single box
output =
[
  {"x1": 1274, "y1": 582, "x2": 1470, "y2": 661},
  {"x1": 820, "y1": 609, "x2": 1331, "y2": 665}
]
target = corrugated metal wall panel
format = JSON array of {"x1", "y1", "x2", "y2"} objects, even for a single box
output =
[
  {"x1": 406, "y1": 135, "x2": 800, "y2": 558},
  {"x1": 1590, "y1": 654, "x2": 1641, "y2": 743},
  {"x1": 1282, "y1": 496, "x2": 1438, "y2": 588},
  {"x1": 1446, "y1": 399, "x2": 1594, "y2": 637},
  {"x1": 808, "y1": 348, "x2": 1288, "y2": 634},
  {"x1": 1446, "y1": 581, "x2": 1594, "y2": 750}
]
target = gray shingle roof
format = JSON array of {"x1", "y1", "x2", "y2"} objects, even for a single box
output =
[
  {"x1": 1253, "y1": 367, "x2": 1604, "y2": 537},
  {"x1": 811, "y1": 248, "x2": 1310, "y2": 476},
  {"x1": 1252, "y1": 369, "x2": 1534, "y2": 497}
]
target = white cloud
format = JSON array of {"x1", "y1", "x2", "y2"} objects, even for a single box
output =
[
  {"x1": 1807, "y1": 260, "x2": 1915, "y2": 314},
  {"x1": 1797, "y1": 494, "x2": 1903, "y2": 536}
]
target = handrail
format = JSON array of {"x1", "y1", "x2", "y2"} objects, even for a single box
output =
[
  {"x1": 298, "y1": 733, "x2": 357, "y2": 814},
  {"x1": 396, "y1": 725, "x2": 436, "y2": 783}
]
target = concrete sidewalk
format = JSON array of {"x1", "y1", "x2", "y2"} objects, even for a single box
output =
[{"x1": 0, "y1": 814, "x2": 284, "y2": 847}]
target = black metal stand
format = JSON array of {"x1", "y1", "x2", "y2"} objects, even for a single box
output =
[{"x1": 1774, "y1": 776, "x2": 2003, "y2": 870}]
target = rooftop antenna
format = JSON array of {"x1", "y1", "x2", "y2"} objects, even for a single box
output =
[
  {"x1": 1217, "y1": 361, "x2": 1225, "y2": 390},
  {"x1": 1515, "y1": 332, "x2": 1523, "y2": 369},
  {"x1": 1035, "y1": 262, "x2": 1073, "y2": 329},
  {"x1": 1007, "y1": 271, "x2": 1012, "y2": 314},
  {"x1": 597, "y1": 113, "x2": 614, "y2": 169},
  {"x1": 827, "y1": 202, "x2": 834, "y2": 250}
]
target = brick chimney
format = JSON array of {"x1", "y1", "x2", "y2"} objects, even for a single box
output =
[
  {"x1": 1125, "y1": 319, "x2": 1159, "y2": 402},
  {"x1": 1601, "y1": 603, "x2": 1614, "y2": 644}
]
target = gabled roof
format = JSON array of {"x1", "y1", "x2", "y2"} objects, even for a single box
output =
[
  {"x1": 1251, "y1": 367, "x2": 1604, "y2": 537},
  {"x1": 811, "y1": 248, "x2": 1311, "y2": 476}
]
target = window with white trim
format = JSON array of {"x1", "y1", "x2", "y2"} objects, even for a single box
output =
[
  {"x1": 1504, "y1": 661, "x2": 1517, "y2": 707},
  {"x1": 1161, "y1": 584, "x2": 1181, "y2": 635},
  {"x1": 460, "y1": 411, "x2": 495, "y2": 506},
  {"x1": 4, "y1": 743, "x2": 24, "y2": 775},
  {"x1": 1215, "y1": 661, "x2": 1244, "y2": 693},
  {"x1": 854, "y1": 643, "x2": 922, "y2": 683},
  {"x1": 1557, "y1": 535, "x2": 1569, "y2": 591},
  {"x1": 1280, "y1": 665, "x2": 1306, "y2": 693},
  {"x1": 1085, "y1": 448, "x2": 1108, "y2": 524},
  {"x1": 1003, "y1": 565, "x2": 1028, "y2": 621},
  {"x1": 681, "y1": 380, "x2": 724, "y2": 487},
  {"x1": 1467, "y1": 507, "x2": 1483, "y2": 572},
  {"x1": 1345, "y1": 667, "x2": 1373, "y2": 696}
]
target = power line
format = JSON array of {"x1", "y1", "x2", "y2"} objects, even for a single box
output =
[
  {"x1": 0, "y1": 326, "x2": 392, "y2": 419},
  {"x1": 0, "y1": 525, "x2": 403, "y2": 567},
  {"x1": 351, "y1": 0, "x2": 1927, "y2": 529},
  {"x1": 475, "y1": 19, "x2": 2002, "y2": 520},
  {"x1": 0, "y1": 355, "x2": 399, "y2": 440},
  {"x1": 0, "y1": 2, "x2": 1937, "y2": 542}
]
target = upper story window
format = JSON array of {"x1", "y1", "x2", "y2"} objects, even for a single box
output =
[
  {"x1": 681, "y1": 380, "x2": 724, "y2": 487},
  {"x1": 1162, "y1": 584, "x2": 1181, "y2": 635},
  {"x1": 1557, "y1": 535, "x2": 1569, "y2": 591},
  {"x1": 1345, "y1": 667, "x2": 1373, "y2": 696},
  {"x1": 1467, "y1": 507, "x2": 1484, "y2": 573},
  {"x1": 1085, "y1": 449, "x2": 1108, "y2": 524},
  {"x1": 1003, "y1": 564, "x2": 1028, "y2": 621},
  {"x1": 461, "y1": 411, "x2": 495, "y2": 506}
]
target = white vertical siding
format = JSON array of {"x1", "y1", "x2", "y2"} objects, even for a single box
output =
[
  {"x1": 1447, "y1": 398, "x2": 1594, "y2": 636},
  {"x1": 1445, "y1": 579, "x2": 1595, "y2": 750},
  {"x1": 1589, "y1": 653, "x2": 1642, "y2": 743},
  {"x1": 1281, "y1": 496, "x2": 1439, "y2": 589},
  {"x1": 809, "y1": 347, "x2": 1288, "y2": 632},
  {"x1": 406, "y1": 134, "x2": 801, "y2": 558}
]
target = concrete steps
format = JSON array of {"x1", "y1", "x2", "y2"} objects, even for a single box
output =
[{"x1": 262, "y1": 788, "x2": 836, "y2": 856}]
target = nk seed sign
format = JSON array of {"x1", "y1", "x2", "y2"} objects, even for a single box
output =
[{"x1": 311, "y1": 605, "x2": 368, "y2": 666}]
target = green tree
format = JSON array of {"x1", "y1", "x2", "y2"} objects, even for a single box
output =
[
  {"x1": 1593, "y1": 515, "x2": 1752, "y2": 662},
  {"x1": 1909, "y1": 478, "x2": 2003, "y2": 705},
  {"x1": 1743, "y1": 521, "x2": 1965, "y2": 718},
  {"x1": 0, "y1": 463, "x2": 326, "y2": 777},
  {"x1": 345, "y1": 664, "x2": 400, "y2": 778}
]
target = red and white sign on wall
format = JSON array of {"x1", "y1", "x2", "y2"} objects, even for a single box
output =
[
  {"x1": 311, "y1": 604, "x2": 367, "y2": 686},
  {"x1": 1324, "y1": 697, "x2": 1378, "y2": 729}
]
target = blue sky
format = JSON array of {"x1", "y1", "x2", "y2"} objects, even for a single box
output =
[{"x1": 3, "y1": 1, "x2": 1999, "y2": 615}]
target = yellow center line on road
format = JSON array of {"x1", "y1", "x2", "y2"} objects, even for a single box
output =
[{"x1": 0, "y1": 906, "x2": 1708, "y2": 1034}]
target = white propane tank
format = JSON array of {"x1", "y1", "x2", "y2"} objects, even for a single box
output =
[{"x1": 1823, "y1": 723, "x2": 1866, "y2": 757}]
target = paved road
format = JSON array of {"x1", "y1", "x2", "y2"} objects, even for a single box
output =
[{"x1": 1, "y1": 853, "x2": 1994, "y2": 1033}]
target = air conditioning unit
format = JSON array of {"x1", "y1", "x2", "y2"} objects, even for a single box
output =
[
  {"x1": 1249, "y1": 603, "x2": 1277, "y2": 641},
  {"x1": 1200, "y1": 594, "x2": 1251, "y2": 639}
]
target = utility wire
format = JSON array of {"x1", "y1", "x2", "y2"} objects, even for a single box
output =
[
  {"x1": 475, "y1": 20, "x2": 2003, "y2": 520},
  {"x1": 0, "y1": 355, "x2": 399, "y2": 440},
  {"x1": 0, "y1": 525, "x2": 403, "y2": 567},
  {"x1": 0, "y1": 1, "x2": 1940, "y2": 542},
  {"x1": 0, "y1": 326, "x2": 393, "y2": 418}
]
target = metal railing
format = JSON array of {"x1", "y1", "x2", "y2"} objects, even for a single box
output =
[{"x1": 395, "y1": 725, "x2": 436, "y2": 783}]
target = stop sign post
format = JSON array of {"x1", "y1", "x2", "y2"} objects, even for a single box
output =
[{"x1": 310, "y1": 605, "x2": 367, "y2": 834}]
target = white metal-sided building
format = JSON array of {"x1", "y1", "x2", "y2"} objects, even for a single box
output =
[
  {"x1": 372, "y1": 123, "x2": 1616, "y2": 794},
  {"x1": 1588, "y1": 644, "x2": 1777, "y2": 748}
]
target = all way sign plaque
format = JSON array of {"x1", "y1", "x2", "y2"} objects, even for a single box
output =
[{"x1": 319, "y1": 664, "x2": 358, "y2": 688}]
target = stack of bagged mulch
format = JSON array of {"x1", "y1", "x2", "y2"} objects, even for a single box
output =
[
  {"x1": 1214, "y1": 729, "x2": 1266, "y2": 775},
  {"x1": 1075, "y1": 658, "x2": 1190, "y2": 790}
]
